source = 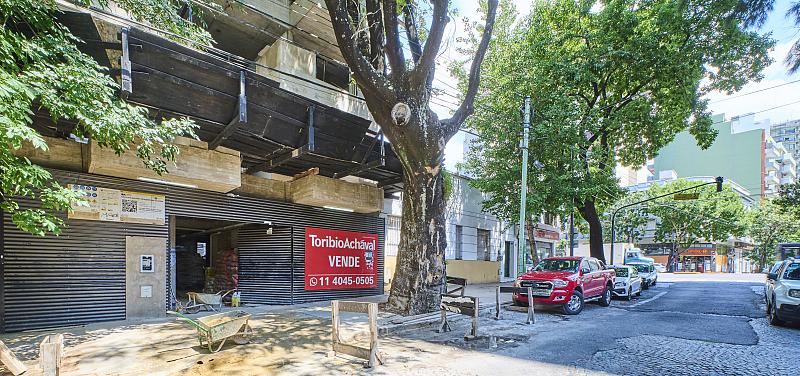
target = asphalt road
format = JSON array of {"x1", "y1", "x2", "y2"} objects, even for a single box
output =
[
  {"x1": 402, "y1": 277, "x2": 800, "y2": 375},
  {"x1": 537, "y1": 280, "x2": 799, "y2": 375}
]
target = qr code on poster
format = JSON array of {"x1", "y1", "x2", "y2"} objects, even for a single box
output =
[{"x1": 121, "y1": 199, "x2": 137, "y2": 213}]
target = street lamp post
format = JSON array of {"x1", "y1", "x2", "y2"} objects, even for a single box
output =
[
  {"x1": 610, "y1": 176, "x2": 723, "y2": 264},
  {"x1": 517, "y1": 96, "x2": 531, "y2": 275}
]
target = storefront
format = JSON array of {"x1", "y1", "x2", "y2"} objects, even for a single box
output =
[{"x1": 0, "y1": 170, "x2": 385, "y2": 333}]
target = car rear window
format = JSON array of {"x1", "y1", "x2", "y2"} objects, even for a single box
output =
[{"x1": 784, "y1": 263, "x2": 800, "y2": 280}]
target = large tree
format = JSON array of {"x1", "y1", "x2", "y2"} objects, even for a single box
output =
[
  {"x1": 646, "y1": 179, "x2": 746, "y2": 270},
  {"x1": 745, "y1": 199, "x2": 799, "y2": 271},
  {"x1": 1, "y1": 1, "x2": 206, "y2": 236},
  {"x1": 323, "y1": 0, "x2": 499, "y2": 314},
  {"x1": 461, "y1": 0, "x2": 772, "y2": 262}
]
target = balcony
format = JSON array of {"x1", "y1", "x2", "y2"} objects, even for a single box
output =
[
  {"x1": 767, "y1": 159, "x2": 781, "y2": 172},
  {"x1": 765, "y1": 145, "x2": 779, "y2": 159},
  {"x1": 765, "y1": 173, "x2": 780, "y2": 187},
  {"x1": 781, "y1": 176, "x2": 795, "y2": 185},
  {"x1": 782, "y1": 164, "x2": 798, "y2": 176}
]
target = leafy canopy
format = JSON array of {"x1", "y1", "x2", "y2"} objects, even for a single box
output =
[
  {"x1": 745, "y1": 199, "x2": 799, "y2": 269},
  {"x1": 645, "y1": 179, "x2": 746, "y2": 248},
  {"x1": 1, "y1": 0, "x2": 202, "y2": 235},
  {"x1": 460, "y1": 0, "x2": 772, "y2": 229}
]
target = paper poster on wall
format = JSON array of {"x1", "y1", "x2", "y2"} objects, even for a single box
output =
[
  {"x1": 68, "y1": 184, "x2": 165, "y2": 225},
  {"x1": 304, "y1": 227, "x2": 379, "y2": 291}
]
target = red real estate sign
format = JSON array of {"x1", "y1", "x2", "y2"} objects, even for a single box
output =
[{"x1": 304, "y1": 227, "x2": 379, "y2": 291}]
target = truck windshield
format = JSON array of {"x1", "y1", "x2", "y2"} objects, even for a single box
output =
[
  {"x1": 613, "y1": 268, "x2": 629, "y2": 277},
  {"x1": 784, "y1": 263, "x2": 800, "y2": 280},
  {"x1": 534, "y1": 259, "x2": 579, "y2": 272}
]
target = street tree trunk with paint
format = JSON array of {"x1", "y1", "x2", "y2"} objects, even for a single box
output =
[{"x1": 323, "y1": 0, "x2": 499, "y2": 315}]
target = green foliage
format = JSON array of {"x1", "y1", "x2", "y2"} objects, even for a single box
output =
[
  {"x1": 602, "y1": 191, "x2": 649, "y2": 243},
  {"x1": 459, "y1": 0, "x2": 773, "y2": 238},
  {"x1": 1, "y1": 0, "x2": 198, "y2": 236},
  {"x1": 776, "y1": 180, "x2": 800, "y2": 218},
  {"x1": 787, "y1": 1, "x2": 800, "y2": 73},
  {"x1": 646, "y1": 180, "x2": 746, "y2": 249},
  {"x1": 745, "y1": 199, "x2": 799, "y2": 270}
]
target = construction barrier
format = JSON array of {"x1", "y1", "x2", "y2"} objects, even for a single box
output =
[
  {"x1": 495, "y1": 286, "x2": 535, "y2": 324},
  {"x1": 439, "y1": 294, "x2": 479, "y2": 339},
  {"x1": 331, "y1": 300, "x2": 383, "y2": 368}
]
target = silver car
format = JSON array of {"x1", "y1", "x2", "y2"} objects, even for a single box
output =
[
  {"x1": 628, "y1": 262, "x2": 657, "y2": 289},
  {"x1": 610, "y1": 265, "x2": 643, "y2": 301}
]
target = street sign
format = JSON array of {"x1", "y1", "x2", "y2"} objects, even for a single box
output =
[
  {"x1": 674, "y1": 193, "x2": 699, "y2": 200},
  {"x1": 304, "y1": 227, "x2": 378, "y2": 291}
]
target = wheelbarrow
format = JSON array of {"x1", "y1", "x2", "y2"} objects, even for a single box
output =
[
  {"x1": 168, "y1": 310, "x2": 253, "y2": 353},
  {"x1": 182, "y1": 290, "x2": 234, "y2": 313}
]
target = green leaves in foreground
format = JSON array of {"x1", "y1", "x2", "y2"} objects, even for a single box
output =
[{"x1": 1, "y1": 0, "x2": 199, "y2": 235}]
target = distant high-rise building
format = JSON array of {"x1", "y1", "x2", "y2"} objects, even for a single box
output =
[
  {"x1": 771, "y1": 119, "x2": 800, "y2": 176},
  {"x1": 653, "y1": 114, "x2": 797, "y2": 197}
]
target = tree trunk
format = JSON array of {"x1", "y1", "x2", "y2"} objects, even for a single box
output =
[
  {"x1": 525, "y1": 220, "x2": 539, "y2": 266},
  {"x1": 577, "y1": 199, "x2": 606, "y2": 263},
  {"x1": 386, "y1": 160, "x2": 448, "y2": 315}
]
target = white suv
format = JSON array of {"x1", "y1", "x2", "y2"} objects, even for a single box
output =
[{"x1": 765, "y1": 258, "x2": 800, "y2": 326}]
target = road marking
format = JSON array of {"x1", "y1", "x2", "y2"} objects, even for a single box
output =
[{"x1": 630, "y1": 292, "x2": 667, "y2": 307}]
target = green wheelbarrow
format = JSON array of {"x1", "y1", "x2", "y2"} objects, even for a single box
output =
[{"x1": 169, "y1": 310, "x2": 253, "y2": 353}]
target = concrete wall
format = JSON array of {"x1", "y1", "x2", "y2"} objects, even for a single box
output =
[
  {"x1": 255, "y1": 40, "x2": 372, "y2": 120},
  {"x1": 290, "y1": 174, "x2": 383, "y2": 213},
  {"x1": 12, "y1": 135, "x2": 85, "y2": 172},
  {"x1": 125, "y1": 236, "x2": 167, "y2": 319},
  {"x1": 573, "y1": 241, "x2": 631, "y2": 266},
  {"x1": 88, "y1": 137, "x2": 242, "y2": 193},
  {"x1": 653, "y1": 115, "x2": 763, "y2": 195},
  {"x1": 446, "y1": 260, "x2": 501, "y2": 284}
]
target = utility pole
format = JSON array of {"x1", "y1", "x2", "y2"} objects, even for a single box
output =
[
  {"x1": 569, "y1": 212, "x2": 575, "y2": 256},
  {"x1": 518, "y1": 96, "x2": 531, "y2": 275}
]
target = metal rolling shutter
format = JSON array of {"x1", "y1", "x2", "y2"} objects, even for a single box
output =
[
  {"x1": 238, "y1": 226, "x2": 294, "y2": 305},
  {"x1": 1, "y1": 206, "x2": 167, "y2": 332}
]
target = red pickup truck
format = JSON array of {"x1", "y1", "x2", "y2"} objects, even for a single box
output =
[{"x1": 513, "y1": 256, "x2": 615, "y2": 315}]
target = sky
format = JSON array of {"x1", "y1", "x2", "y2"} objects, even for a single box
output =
[{"x1": 433, "y1": 0, "x2": 800, "y2": 171}]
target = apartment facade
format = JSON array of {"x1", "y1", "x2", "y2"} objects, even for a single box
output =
[
  {"x1": 653, "y1": 114, "x2": 796, "y2": 198},
  {"x1": 771, "y1": 119, "x2": 800, "y2": 176},
  {"x1": 1, "y1": 1, "x2": 404, "y2": 332}
]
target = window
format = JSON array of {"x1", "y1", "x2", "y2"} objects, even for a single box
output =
[
  {"x1": 386, "y1": 215, "x2": 401, "y2": 256},
  {"x1": 477, "y1": 229, "x2": 491, "y2": 261},
  {"x1": 588, "y1": 259, "x2": 600, "y2": 272},
  {"x1": 455, "y1": 225, "x2": 463, "y2": 260},
  {"x1": 783, "y1": 262, "x2": 800, "y2": 280}
]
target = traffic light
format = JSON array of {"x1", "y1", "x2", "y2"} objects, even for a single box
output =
[{"x1": 715, "y1": 176, "x2": 723, "y2": 192}]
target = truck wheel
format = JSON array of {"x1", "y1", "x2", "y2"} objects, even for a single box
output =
[
  {"x1": 562, "y1": 290, "x2": 584, "y2": 315},
  {"x1": 598, "y1": 286, "x2": 612, "y2": 307}
]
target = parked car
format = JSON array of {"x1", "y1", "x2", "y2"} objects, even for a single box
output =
[
  {"x1": 610, "y1": 265, "x2": 642, "y2": 301},
  {"x1": 653, "y1": 263, "x2": 667, "y2": 273},
  {"x1": 513, "y1": 256, "x2": 615, "y2": 315},
  {"x1": 628, "y1": 262, "x2": 657, "y2": 289},
  {"x1": 765, "y1": 258, "x2": 800, "y2": 326}
]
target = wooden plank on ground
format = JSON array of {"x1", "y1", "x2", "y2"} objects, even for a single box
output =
[
  {"x1": 333, "y1": 342, "x2": 371, "y2": 360},
  {"x1": 0, "y1": 339, "x2": 28, "y2": 376}
]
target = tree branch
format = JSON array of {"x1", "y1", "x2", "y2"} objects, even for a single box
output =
[
  {"x1": 325, "y1": 0, "x2": 391, "y2": 98},
  {"x1": 412, "y1": 0, "x2": 449, "y2": 86},
  {"x1": 403, "y1": 1, "x2": 423, "y2": 64},
  {"x1": 382, "y1": 0, "x2": 405, "y2": 76},
  {"x1": 443, "y1": 0, "x2": 498, "y2": 135},
  {"x1": 365, "y1": 0, "x2": 385, "y2": 72}
]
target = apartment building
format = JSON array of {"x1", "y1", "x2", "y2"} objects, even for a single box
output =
[
  {"x1": 771, "y1": 119, "x2": 800, "y2": 176},
  {"x1": 1, "y1": 1, "x2": 404, "y2": 332}
]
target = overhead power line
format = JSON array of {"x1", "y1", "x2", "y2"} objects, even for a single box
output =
[{"x1": 709, "y1": 79, "x2": 800, "y2": 104}]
